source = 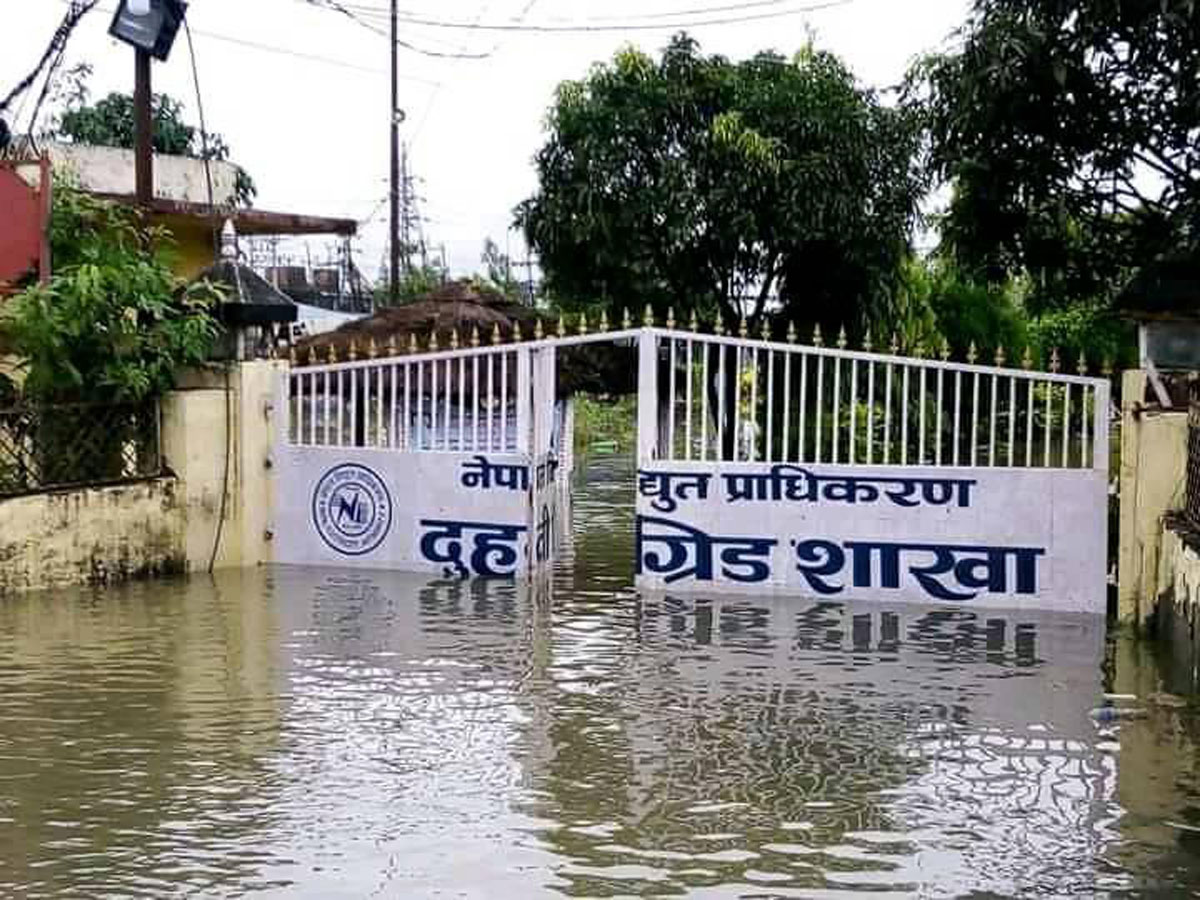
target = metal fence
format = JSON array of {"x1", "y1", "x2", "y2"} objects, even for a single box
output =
[
  {"x1": 0, "y1": 401, "x2": 162, "y2": 497},
  {"x1": 288, "y1": 343, "x2": 526, "y2": 453},
  {"x1": 655, "y1": 328, "x2": 1110, "y2": 471},
  {"x1": 284, "y1": 316, "x2": 1111, "y2": 475}
]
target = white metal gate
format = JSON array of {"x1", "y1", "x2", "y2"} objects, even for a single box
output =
[{"x1": 274, "y1": 315, "x2": 1110, "y2": 613}]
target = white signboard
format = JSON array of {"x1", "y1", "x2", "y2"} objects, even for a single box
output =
[
  {"x1": 276, "y1": 448, "x2": 537, "y2": 578},
  {"x1": 636, "y1": 462, "x2": 1107, "y2": 614}
]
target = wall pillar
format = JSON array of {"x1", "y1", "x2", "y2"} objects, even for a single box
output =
[
  {"x1": 1117, "y1": 369, "x2": 1189, "y2": 625},
  {"x1": 637, "y1": 331, "x2": 659, "y2": 464},
  {"x1": 161, "y1": 360, "x2": 286, "y2": 573}
]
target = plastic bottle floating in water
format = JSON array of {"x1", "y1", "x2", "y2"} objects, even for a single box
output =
[{"x1": 1090, "y1": 706, "x2": 1148, "y2": 722}]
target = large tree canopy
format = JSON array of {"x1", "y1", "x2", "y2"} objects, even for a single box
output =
[
  {"x1": 918, "y1": 0, "x2": 1200, "y2": 311},
  {"x1": 517, "y1": 35, "x2": 924, "y2": 333}
]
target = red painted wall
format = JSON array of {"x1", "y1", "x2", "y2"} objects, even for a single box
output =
[{"x1": 0, "y1": 166, "x2": 43, "y2": 289}]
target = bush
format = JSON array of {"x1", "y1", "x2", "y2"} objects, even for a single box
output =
[
  {"x1": 573, "y1": 394, "x2": 637, "y2": 453},
  {"x1": 1, "y1": 178, "x2": 221, "y2": 403}
]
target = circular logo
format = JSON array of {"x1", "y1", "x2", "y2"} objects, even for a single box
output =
[{"x1": 312, "y1": 464, "x2": 393, "y2": 556}]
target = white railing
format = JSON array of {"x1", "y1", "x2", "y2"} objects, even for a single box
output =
[
  {"x1": 287, "y1": 343, "x2": 527, "y2": 453},
  {"x1": 651, "y1": 328, "x2": 1110, "y2": 472},
  {"x1": 284, "y1": 320, "x2": 1111, "y2": 475}
]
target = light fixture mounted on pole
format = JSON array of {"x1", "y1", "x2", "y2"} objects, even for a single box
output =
[
  {"x1": 109, "y1": 0, "x2": 187, "y2": 61},
  {"x1": 107, "y1": 0, "x2": 188, "y2": 206}
]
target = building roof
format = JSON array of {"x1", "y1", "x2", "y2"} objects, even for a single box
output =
[
  {"x1": 1116, "y1": 246, "x2": 1200, "y2": 320},
  {"x1": 193, "y1": 258, "x2": 298, "y2": 327},
  {"x1": 293, "y1": 281, "x2": 637, "y2": 396},
  {"x1": 100, "y1": 194, "x2": 357, "y2": 237},
  {"x1": 296, "y1": 282, "x2": 526, "y2": 360}
]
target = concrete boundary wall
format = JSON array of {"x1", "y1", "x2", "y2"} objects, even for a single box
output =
[
  {"x1": 0, "y1": 478, "x2": 184, "y2": 593},
  {"x1": 0, "y1": 360, "x2": 284, "y2": 595}
]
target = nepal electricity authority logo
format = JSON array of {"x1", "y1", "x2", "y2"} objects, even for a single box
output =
[{"x1": 312, "y1": 464, "x2": 393, "y2": 556}]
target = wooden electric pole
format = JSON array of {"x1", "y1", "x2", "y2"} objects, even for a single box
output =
[
  {"x1": 389, "y1": 0, "x2": 401, "y2": 305},
  {"x1": 134, "y1": 48, "x2": 153, "y2": 205}
]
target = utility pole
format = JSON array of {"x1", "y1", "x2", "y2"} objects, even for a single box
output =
[
  {"x1": 388, "y1": 0, "x2": 401, "y2": 305},
  {"x1": 134, "y1": 48, "x2": 152, "y2": 205}
]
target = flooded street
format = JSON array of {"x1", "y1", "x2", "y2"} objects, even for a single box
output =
[{"x1": 1, "y1": 455, "x2": 1199, "y2": 897}]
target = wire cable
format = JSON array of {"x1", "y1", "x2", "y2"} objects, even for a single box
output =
[
  {"x1": 49, "y1": 0, "x2": 446, "y2": 82},
  {"x1": 539, "y1": 0, "x2": 794, "y2": 22},
  {"x1": 23, "y1": 34, "x2": 71, "y2": 141},
  {"x1": 350, "y1": 0, "x2": 799, "y2": 24},
  {"x1": 0, "y1": 1, "x2": 98, "y2": 114},
  {"x1": 342, "y1": 0, "x2": 855, "y2": 32},
  {"x1": 183, "y1": 19, "x2": 219, "y2": 252},
  {"x1": 190, "y1": 28, "x2": 442, "y2": 82},
  {"x1": 301, "y1": 0, "x2": 494, "y2": 59},
  {"x1": 410, "y1": 0, "x2": 541, "y2": 147},
  {"x1": 182, "y1": 17, "x2": 233, "y2": 575}
]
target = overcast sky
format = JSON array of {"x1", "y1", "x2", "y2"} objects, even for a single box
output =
[{"x1": 2, "y1": 0, "x2": 970, "y2": 279}]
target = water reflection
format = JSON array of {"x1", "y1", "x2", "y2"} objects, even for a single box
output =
[
  {"x1": 0, "y1": 455, "x2": 1196, "y2": 896},
  {"x1": 0, "y1": 570, "x2": 288, "y2": 896}
]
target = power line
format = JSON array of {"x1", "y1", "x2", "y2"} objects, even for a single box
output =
[
  {"x1": 300, "y1": 0, "x2": 495, "y2": 59},
  {"x1": 355, "y1": 0, "x2": 801, "y2": 25},
  {"x1": 51, "y1": 0, "x2": 446, "y2": 83},
  {"x1": 188, "y1": 27, "x2": 444, "y2": 82},
  {"x1": 1, "y1": 1, "x2": 98, "y2": 115},
  {"x1": 340, "y1": 0, "x2": 856, "y2": 33},
  {"x1": 358, "y1": 194, "x2": 389, "y2": 226},
  {"x1": 538, "y1": 0, "x2": 795, "y2": 22},
  {"x1": 410, "y1": 0, "x2": 542, "y2": 148}
]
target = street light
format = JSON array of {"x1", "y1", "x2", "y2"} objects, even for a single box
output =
[
  {"x1": 107, "y1": 0, "x2": 188, "y2": 205},
  {"x1": 108, "y1": 0, "x2": 187, "y2": 61}
]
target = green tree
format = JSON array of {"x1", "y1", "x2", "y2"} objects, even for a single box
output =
[
  {"x1": 517, "y1": 34, "x2": 924, "y2": 335},
  {"x1": 898, "y1": 257, "x2": 1027, "y2": 356},
  {"x1": 2, "y1": 178, "x2": 221, "y2": 403},
  {"x1": 56, "y1": 88, "x2": 257, "y2": 207},
  {"x1": 915, "y1": 0, "x2": 1200, "y2": 310}
]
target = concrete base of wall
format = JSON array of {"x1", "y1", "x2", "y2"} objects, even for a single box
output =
[
  {"x1": 1154, "y1": 524, "x2": 1200, "y2": 691},
  {"x1": 0, "y1": 478, "x2": 185, "y2": 594}
]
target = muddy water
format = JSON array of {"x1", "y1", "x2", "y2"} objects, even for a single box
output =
[{"x1": 1, "y1": 455, "x2": 1199, "y2": 897}]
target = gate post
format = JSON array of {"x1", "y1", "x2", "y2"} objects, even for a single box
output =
[
  {"x1": 637, "y1": 330, "x2": 659, "y2": 463},
  {"x1": 515, "y1": 346, "x2": 532, "y2": 454}
]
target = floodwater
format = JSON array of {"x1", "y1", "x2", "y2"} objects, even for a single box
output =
[{"x1": 1, "y1": 458, "x2": 1199, "y2": 898}]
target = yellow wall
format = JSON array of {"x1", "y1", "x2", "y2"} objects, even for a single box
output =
[
  {"x1": 158, "y1": 218, "x2": 217, "y2": 282},
  {"x1": 160, "y1": 359, "x2": 284, "y2": 573},
  {"x1": 0, "y1": 359, "x2": 285, "y2": 595},
  {"x1": 1118, "y1": 369, "x2": 1189, "y2": 624},
  {"x1": 173, "y1": 229, "x2": 216, "y2": 282}
]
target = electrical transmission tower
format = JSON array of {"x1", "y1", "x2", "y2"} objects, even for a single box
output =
[{"x1": 399, "y1": 143, "x2": 427, "y2": 276}]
